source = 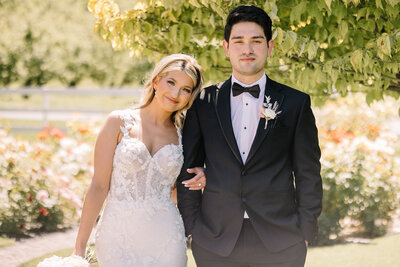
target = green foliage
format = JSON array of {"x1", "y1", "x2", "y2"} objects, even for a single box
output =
[
  {"x1": 0, "y1": 0, "x2": 153, "y2": 88},
  {"x1": 89, "y1": 0, "x2": 400, "y2": 101}
]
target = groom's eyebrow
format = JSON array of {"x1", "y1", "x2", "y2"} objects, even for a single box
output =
[
  {"x1": 252, "y1": 35, "x2": 265, "y2": 39},
  {"x1": 230, "y1": 35, "x2": 265, "y2": 40}
]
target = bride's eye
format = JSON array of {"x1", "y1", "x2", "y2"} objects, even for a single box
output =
[{"x1": 167, "y1": 80, "x2": 175, "y2": 86}]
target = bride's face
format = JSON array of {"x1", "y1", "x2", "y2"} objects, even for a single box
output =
[{"x1": 153, "y1": 70, "x2": 194, "y2": 113}]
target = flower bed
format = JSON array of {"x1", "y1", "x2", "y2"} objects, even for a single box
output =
[
  {"x1": 315, "y1": 95, "x2": 400, "y2": 244},
  {"x1": 0, "y1": 121, "x2": 99, "y2": 235}
]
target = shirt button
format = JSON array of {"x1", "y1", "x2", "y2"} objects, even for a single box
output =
[
  {"x1": 244, "y1": 127, "x2": 247, "y2": 130},
  {"x1": 242, "y1": 152, "x2": 245, "y2": 154},
  {"x1": 246, "y1": 103, "x2": 248, "y2": 106}
]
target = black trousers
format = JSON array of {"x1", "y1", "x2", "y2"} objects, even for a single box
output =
[{"x1": 191, "y1": 220, "x2": 307, "y2": 267}]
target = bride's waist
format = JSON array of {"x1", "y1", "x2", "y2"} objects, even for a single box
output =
[{"x1": 105, "y1": 197, "x2": 175, "y2": 209}]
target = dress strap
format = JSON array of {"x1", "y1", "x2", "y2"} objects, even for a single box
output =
[
  {"x1": 111, "y1": 109, "x2": 135, "y2": 137},
  {"x1": 175, "y1": 124, "x2": 182, "y2": 146}
]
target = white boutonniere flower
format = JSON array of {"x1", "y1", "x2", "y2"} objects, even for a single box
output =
[{"x1": 259, "y1": 96, "x2": 282, "y2": 129}]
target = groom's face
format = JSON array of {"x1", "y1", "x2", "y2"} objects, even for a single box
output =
[{"x1": 223, "y1": 21, "x2": 273, "y2": 82}]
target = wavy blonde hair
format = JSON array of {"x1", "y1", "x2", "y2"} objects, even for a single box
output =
[{"x1": 137, "y1": 54, "x2": 203, "y2": 128}]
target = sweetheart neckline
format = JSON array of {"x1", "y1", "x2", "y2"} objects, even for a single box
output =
[{"x1": 121, "y1": 135, "x2": 181, "y2": 159}]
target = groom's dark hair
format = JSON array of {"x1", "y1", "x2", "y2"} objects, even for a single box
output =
[{"x1": 224, "y1": 5, "x2": 272, "y2": 43}]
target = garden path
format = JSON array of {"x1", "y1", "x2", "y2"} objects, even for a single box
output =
[{"x1": 0, "y1": 227, "x2": 90, "y2": 267}]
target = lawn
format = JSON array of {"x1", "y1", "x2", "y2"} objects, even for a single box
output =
[
  {"x1": 0, "y1": 93, "x2": 141, "y2": 139},
  {"x1": 0, "y1": 236, "x2": 15, "y2": 248},
  {"x1": 0, "y1": 93, "x2": 139, "y2": 110},
  {"x1": 19, "y1": 234, "x2": 400, "y2": 267}
]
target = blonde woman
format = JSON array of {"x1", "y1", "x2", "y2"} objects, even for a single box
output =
[{"x1": 73, "y1": 54, "x2": 205, "y2": 266}]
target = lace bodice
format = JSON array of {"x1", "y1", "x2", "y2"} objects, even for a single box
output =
[{"x1": 108, "y1": 109, "x2": 183, "y2": 206}]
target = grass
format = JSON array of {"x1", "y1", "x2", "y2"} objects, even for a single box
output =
[
  {"x1": 19, "y1": 234, "x2": 400, "y2": 267},
  {"x1": 0, "y1": 93, "x2": 140, "y2": 140},
  {"x1": 19, "y1": 248, "x2": 197, "y2": 267},
  {"x1": 0, "y1": 236, "x2": 15, "y2": 248},
  {"x1": 305, "y1": 234, "x2": 400, "y2": 267}
]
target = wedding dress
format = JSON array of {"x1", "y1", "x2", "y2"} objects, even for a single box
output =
[{"x1": 95, "y1": 109, "x2": 187, "y2": 267}]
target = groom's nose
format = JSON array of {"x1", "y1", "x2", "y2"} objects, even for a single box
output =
[{"x1": 243, "y1": 41, "x2": 253, "y2": 54}]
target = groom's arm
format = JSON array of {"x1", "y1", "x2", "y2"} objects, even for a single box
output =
[
  {"x1": 292, "y1": 94, "x2": 322, "y2": 245},
  {"x1": 177, "y1": 98, "x2": 205, "y2": 237}
]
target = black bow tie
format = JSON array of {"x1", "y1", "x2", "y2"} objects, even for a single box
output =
[{"x1": 232, "y1": 82, "x2": 260, "y2": 98}]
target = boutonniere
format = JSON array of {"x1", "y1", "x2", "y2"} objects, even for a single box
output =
[{"x1": 259, "y1": 96, "x2": 282, "y2": 129}]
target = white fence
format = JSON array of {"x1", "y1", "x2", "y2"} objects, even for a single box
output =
[{"x1": 0, "y1": 87, "x2": 143, "y2": 131}]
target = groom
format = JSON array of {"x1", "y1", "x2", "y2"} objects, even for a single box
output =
[{"x1": 177, "y1": 5, "x2": 322, "y2": 267}]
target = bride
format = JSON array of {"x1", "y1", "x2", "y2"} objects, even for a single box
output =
[{"x1": 73, "y1": 54, "x2": 205, "y2": 266}]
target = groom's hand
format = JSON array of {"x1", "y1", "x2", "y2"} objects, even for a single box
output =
[{"x1": 182, "y1": 167, "x2": 206, "y2": 190}]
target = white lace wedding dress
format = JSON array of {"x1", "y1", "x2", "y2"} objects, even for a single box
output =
[{"x1": 95, "y1": 109, "x2": 187, "y2": 267}]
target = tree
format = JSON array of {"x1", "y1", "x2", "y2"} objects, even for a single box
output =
[{"x1": 89, "y1": 0, "x2": 400, "y2": 105}]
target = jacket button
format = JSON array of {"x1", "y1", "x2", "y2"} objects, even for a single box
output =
[{"x1": 242, "y1": 197, "x2": 246, "y2": 202}]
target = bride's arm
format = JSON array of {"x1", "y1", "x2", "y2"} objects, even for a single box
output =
[{"x1": 73, "y1": 114, "x2": 122, "y2": 257}]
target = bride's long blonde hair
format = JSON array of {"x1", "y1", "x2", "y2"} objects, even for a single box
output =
[{"x1": 137, "y1": 54, "x2": 203, "y2": 128}]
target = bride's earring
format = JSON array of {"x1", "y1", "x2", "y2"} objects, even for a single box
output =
[{"x1": 154, "y1": 89, "x2": 158, "y2": 98}]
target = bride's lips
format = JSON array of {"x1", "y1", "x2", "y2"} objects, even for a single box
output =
[{"x1": 165, "y1": 96, "x2": 179, "y2": 104}]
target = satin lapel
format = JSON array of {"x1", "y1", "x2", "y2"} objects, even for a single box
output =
[
  {"x1": 245, "y1": 76, "x2": 285, "y2": 166},
  {"x1": 214, "y1": 78, "x2": 243, "y2": 165}
]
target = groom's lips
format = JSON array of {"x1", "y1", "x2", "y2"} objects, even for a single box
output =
[{"x1": 240, "y1": 57, "x2": 256, "y2": 62}]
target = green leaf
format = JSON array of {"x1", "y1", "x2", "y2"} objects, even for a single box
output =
[
  {"x1": 366, "y1": 90, "x2": 383, "y2": 105},
  {"x1": 281, "y1": 31, "x2": 297, "y2": 52},
  {"x1": 375, "y1": 0, "x2": 384, "y2": 9},
  {"x1": 324, "y1": 0, "x2": 332, "y2": 10},
  {"x1": 386, "y1": 0, "x2": 400, "y2": 7},
  {"x1": 307, "y1": 40, "x2": 319, "y2": 60},
  {"x1": 273, "y1": 27, "x2": 284, "y2": 45},
  {"x1": 290, "y1": 2, "x2": 306, "y2": 23},
  {"x1": 335, "y1": 78, "x2": 348, "y2": 96},
  {"x1": 188, "y1": 0, "x2": 202, "y2": 8},
  {"x1": 338, "y1": 21, "x2": 348, "y2": 41},
  {"x1": 376, "y1": 33, "x2": 391, "y2": 58},
  {"x1": 169, "y1": 24, "x2": 178, "y2": 44},
  {"x1": 350, "y1": 49, "x2": 363, "y2": 72},
  {"x1": 123, "y1": 20, "x2": 134, "y2": 35},
  {"x1": 180, "y1": 23, "x2": 193, "y2": 44}
]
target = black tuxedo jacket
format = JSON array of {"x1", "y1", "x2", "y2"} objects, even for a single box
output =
[{"x1": 177, "y1": 75, "x2": 322, "y2": 256}]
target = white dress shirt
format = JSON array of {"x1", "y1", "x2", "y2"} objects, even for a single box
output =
[{"x1": 230, "y1": 74, "x2": 266, "y2": 218}]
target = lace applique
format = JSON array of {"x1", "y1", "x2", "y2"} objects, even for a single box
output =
[{"x1": 95, "y1": 109, "x2": 187, "y2": 267}]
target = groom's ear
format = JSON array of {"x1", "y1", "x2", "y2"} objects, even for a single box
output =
[
  {"x1": 267, "y1": 39, "x2": 274, "y2": 57},
  {"x1": 223, "y1": 40, "x2": 229, "y2": 57}
]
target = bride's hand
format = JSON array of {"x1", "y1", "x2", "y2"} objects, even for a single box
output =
[{"x1": 182, "y1": 167, "x2": 206, "y2": 190}]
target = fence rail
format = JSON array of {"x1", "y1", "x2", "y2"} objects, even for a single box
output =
[{"x1": 0, "y1": 87, "x2": 143, "y2": 131}]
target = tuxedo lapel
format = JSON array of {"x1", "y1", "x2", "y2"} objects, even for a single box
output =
[
  {"x1": 214, "y1": 78, "x2": 243, "y2": 165},
  {"x1": 245, "y1": 76, "x2": 285, "y2": 165}
]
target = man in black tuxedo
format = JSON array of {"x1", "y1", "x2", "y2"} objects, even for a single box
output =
[{"x1": 177, "y1": 5, "x2": 322, "y2": 267}]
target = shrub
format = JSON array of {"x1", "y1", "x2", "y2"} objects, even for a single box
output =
[
  {"x1": 0, "y1": 121, "x2": 98, "y2": 235},
  {"x1": 315, "y1": 95, "x2": 400, "y2": 245}
]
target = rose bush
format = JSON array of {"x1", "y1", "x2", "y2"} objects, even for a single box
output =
[
  {"x1": 0, "y1": 120, "x2": 98, "y2": 235},
  {"x1": 315, "y1": 94, "x2": 400, "y2": 245}
]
